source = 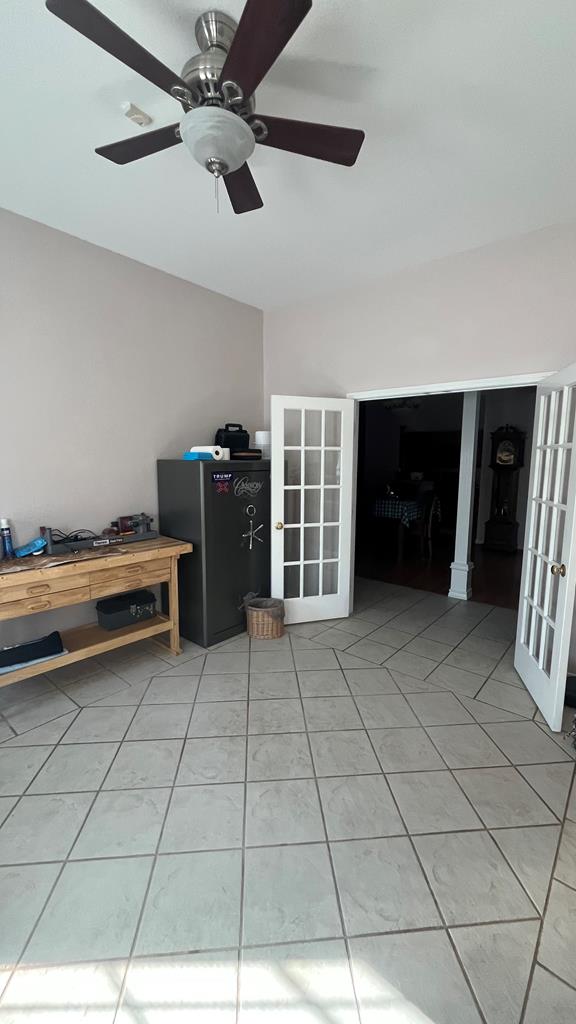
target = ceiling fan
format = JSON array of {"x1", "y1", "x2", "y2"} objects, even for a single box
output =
[
  {"x1": 47, "y1": 1, "x2": 364, "y2": 214},
  {"x1": 45, "y1": 0, "x2": 365, "y2": 214}
]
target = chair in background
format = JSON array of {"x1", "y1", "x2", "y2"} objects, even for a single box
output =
[{"x1": 408, "y1": 489, "x2": 438, "y2": 560}]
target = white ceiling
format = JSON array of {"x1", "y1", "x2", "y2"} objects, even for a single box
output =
[{"x1": 2, "y1": 0, "x2": 576, "y2": 308}]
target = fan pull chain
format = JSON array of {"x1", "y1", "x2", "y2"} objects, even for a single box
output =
[{"x1": 215, "y1": 174, "x2": 220, "y2": 214}]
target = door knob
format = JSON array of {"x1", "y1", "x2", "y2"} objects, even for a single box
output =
[
  {"x1": 551, "y1": 563, "x2": 566, "y2": 577},
  {"x1": 275, "y1": 522, "x2": 284, "y2": 530}
]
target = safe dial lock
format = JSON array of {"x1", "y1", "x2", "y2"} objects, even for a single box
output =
[{"x1": 245, "y1": 504, "x2": 256, "y2": 517}]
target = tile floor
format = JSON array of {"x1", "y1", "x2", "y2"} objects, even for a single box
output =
[{"x1": 0, "y1": 579, "x2": 575, "y2": 1022}]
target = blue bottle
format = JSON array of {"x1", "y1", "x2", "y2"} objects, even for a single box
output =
[{"x1": 0, "y1": 518, "x2": 15, "y2": 559}]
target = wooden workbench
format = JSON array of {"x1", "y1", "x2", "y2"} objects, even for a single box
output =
[{"x1": 0, "y1": 536, "x2": 192, "y2": 688}]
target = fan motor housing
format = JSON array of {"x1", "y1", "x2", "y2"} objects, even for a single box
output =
[{"x1": 181, "y1": 10, "x2": 255, "y2": 118}]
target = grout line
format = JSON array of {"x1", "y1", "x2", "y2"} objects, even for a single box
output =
[
  {"x1": 234, "y1": 635, "x2": 252, "y2": 1024},
  {"x1": 342, "y1": 680, "x2": 491, "y2": 1024},
  {"x1": 534, "y1": 960, "x2": 576, "y2": 997},
  {"x1": 288, "y1": 629, "x2": 365, "y2": 1024},
  {"x1": 0, "y1": 818, "x2": 571, "y2": 870},
  {"x1": 518, "y1": 770, "x2": 576, "y2": 1022},
  {"x1": 110, "y1": 673, "x2": 198, "y2": 1023}
]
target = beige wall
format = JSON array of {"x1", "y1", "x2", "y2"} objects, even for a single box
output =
[
  {"x1": 1, "y1": 209, "x2": 263, "y2": 643},
  {"x1": 263, "y1": 224, "x2": 576, "y2": 402}
]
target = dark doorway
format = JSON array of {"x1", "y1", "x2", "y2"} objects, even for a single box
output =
[{"x1": 354, "y1": 387, "x2": 536, "y2": 609}]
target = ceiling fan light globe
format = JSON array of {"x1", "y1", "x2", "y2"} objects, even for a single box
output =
[{"x1": 179, "y1": 107, "x2": 255, "y2": 175}]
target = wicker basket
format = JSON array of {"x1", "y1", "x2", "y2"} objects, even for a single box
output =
[{"x1": 246, "y1": 598, "x2": 285, "y2": 640}]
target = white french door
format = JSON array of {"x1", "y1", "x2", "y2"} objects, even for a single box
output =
[
  {"x1": 515, "y1": 361, "x2": 576, "y2": 730},
  {"x1": 271, "y1": 395, "x2": 356, "y2": 623}
]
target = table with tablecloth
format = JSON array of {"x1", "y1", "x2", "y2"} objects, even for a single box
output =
[
  {"x1": 373, "y1": 498, "x2": 423, "y2": 527},
  {"x1": 372, "y1": 496, "x2": 441, "y2": 560}
]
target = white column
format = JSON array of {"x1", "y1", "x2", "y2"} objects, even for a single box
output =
[{"x1": 449, "y1": 391, "x2": 480, "y2": 600}]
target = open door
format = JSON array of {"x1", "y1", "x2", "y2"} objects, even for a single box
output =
[
  {"x1": 271, "y1": 395, "x2": 356, "y2": 623},
  {"x1": 515, "y1": 362, "x2": 576, "y2": 730}
]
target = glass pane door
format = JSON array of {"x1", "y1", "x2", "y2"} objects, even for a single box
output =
[
  {"x1": 515, "y1": 366, "x2": 576, "y2": 730},
  {"x1": 271, "y1": 396, "x2": 355, "y2": 623},
  {"x1": 282, "y1": 407, "x2": 342, "y2": 600}
]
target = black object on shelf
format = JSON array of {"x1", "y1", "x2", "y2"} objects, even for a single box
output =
[
  {"x1": 214, "y1": 423, "x2": 251, "y2": 454},
  {"x1": 96, "y1": 589, "x2": 156, "y2": 631},
  {"x1": 0, "y1": 631, "x2": 64, "y2": 672},
  {"x1": 157, "y1": 459, "x2": 270, "y2": 648},
  {"x1": 484, "y1": 425, "x2": 526, "y2": 553}
]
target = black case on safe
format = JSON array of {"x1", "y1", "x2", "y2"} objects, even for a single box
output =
[{"x1": 157, "y1": 460, "x2": 271, "y2": 648}]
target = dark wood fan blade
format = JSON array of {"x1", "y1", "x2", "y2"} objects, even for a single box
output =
[
  {"x1": 219, "y1": 0, "x2": 312, "y2": 100},
  {"x1": 96, "y1": 124, "x2": 181, "y2": 165},
  {"x1": 223, "y1": 164, "x2": 263, "y2": 214},
  {"x1": 256, "y1": 115, "x2": 365, "y2": 165},
  {"x1": 45, "y1": 0, "x2": 188, "y2": 98}
]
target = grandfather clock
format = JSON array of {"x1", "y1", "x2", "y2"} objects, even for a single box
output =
[{"x1": 484, "y1": 425, "x2": 526, "y2": 552}]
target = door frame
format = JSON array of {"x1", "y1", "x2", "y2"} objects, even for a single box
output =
[
  {"x1": 347, "y1": 371, "x2": 551, "y2": 402},
  {"x1": 345, "y1": 370, "x2": 554, "y2": 610}
]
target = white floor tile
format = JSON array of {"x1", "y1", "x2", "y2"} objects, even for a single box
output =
[
  {"x1": 483, "y1": 721, "x2": 572, "y2": 764},
  {"x1": 331, "y1": 836, "x2": 441, "y2": 935},
  {"x1": 518, "y1": 763, "x2": 575, "y2": 817},
  {"x1": 454, "y1": 766, "x2": 558, "y2": 827},
  {"x1": 177, "y1": 736, "x2": 246, "y2": 786},
  {"x1": 245, "y1": 779, "x2": 324, "y2": 846},
  {"x1": 0, "y1": 958, "x2": 126, "y2": 1023},
  {"x1": 60, "y1": 707, "x2": 135, "y2": 744},
  {"x1": 143, "y1": 675, "x2": 200, "y2": 704},
  {"x1": 350, "y1": 930, "x2": 482, "y2": 1024},
  {"x1": 247, "y1": 733, "x2": 313, "y2": 781},
  {"x1": 161, "y1": 784, "x2": 244, "y2": 852},
  {"x1": 426, "y1": 724, "x2": 509, "y2": 768},
  {"x1": 0, "y1": 862, "x2": 60, "y2": 965},
  {"x1": 103, "y1": 740, "x2": 183, "y2": 790},
  {"x1": 414, "y1": 831, "x2": 536, "y2": 925},
  {"x1": 298, "y1": 670, "x2": 349, "y2": 697},
  {"x1": 25, "y1": 857, "x2": 152, "y2": 964},
  {"x1": 0, "y1": 747, "x2": 53, "y2": 797},
  {"x1": 309, "y1": 731, "x2": 380, "y2": 777},
  {"x1": 303, "y1": 697, "x2": 363, "y2": 731},
  {"x1": 450, "y1": 920, "x2": 538, "y2": 1024},
  {"x1": 524, "y1": 965, "x2": 576, "y2": 1024},
  {"x1": 189, "y1": 701, "x2": 248, "y2": 737},
  {"x1": 249, "y1": 671, "x2": 299, "y2": 699},
  {"x1": 355, "y1": 694, "x2": 419, "y2": 729},
  {"x1": 0, "y1": 792, "x2": 93, "y2": 864},
  {"x1": 28, "y1": 743, "x2": 119, "y2": 794},
  {"x1": 136, "y1": 850, "x2": 242, "y2": 955},
  {"x1": 491, "y1": 824, "x2": 560, "y2": 912},
  {"x1": 387, "y1": 771, "x2": 482, "y2": 833},
  {"x1": 125, "y1": 704, "x2": 191, "y2": 741},
  {"x1": 538, "y1": 880, "x2": 576, "y2": 988},
  {"x1": 319, "y1": 774, "x2": 405, "y2": 840},
  {"x1": 240, "y1": 940, "x2": 358, "y2": 1024},
  {"x1": 370, "y1": 727, "x2": 446, "y2": 772},
  {"x1": 248, "y1": 699, "x2": 304, "y2": 734},
  {"x1": 344, "y1": 668, "x2": 399, "y2": 696},
  {"x1": 118, "y1": 950, "x2": 238, "y2": 1023},
  {"x1": 243, "y1": 844, "x2": 341, "y2": 945}
]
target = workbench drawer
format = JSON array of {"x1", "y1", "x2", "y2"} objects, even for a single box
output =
[
  {"x1": 0, "y1": 585, "x2": 91, "y2": 621},
  {"x1": 89, "y1": 558, "x2": 170, "y2": 587},
  {"x1": 90, "y1": 569, "x2": 169, "y2": 601},
  {"x1": 0, "y1": 574, "x2": 90, "y2": 606}
]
